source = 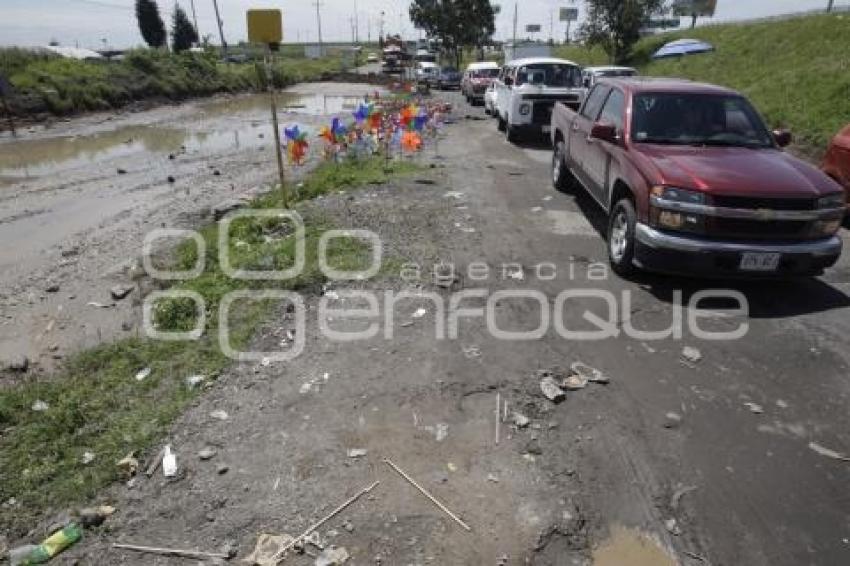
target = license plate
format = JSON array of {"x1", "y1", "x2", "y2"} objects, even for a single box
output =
[
  {"x1": 739, "y1": 252, "x2": 781, "y2": 271},
  {"x1": 541, "y1": 125, "x2": 551, "y2": 133}
]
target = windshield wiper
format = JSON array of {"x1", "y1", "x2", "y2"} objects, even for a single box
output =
[{"x1": 689, "y1": 139, "x2": 769, "y2": 149}]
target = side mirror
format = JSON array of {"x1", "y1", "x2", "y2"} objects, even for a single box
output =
[
  {"x1": 773, "y1": 129, "x2": 792, "y2": 148},
  {"x1": 591, "y1": 121, "x2": 619, "y2": 144},
  {"x1": 583, "y1": 77, "x2": 591, "y2": 88},
  {"x1": 504, "y1": 76, "x2": 513, "y2": 87}
]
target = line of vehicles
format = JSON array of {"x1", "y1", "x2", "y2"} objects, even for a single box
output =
[{"x1": 458, "y1": 55, "x2": 848, "y2": 278}]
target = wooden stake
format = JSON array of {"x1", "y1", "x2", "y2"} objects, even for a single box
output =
[
  {"x1": 495, "y1": 392, "x2": 501, "y2": 445},
  {"x1": 383, "y1": 458, "x2": 472, "y2": 532},
  {"x1": 272, "y1": 480, "x2": 380, "y2": 563},
  {"x1": 112, "y1": 543, "x2": 228, "y2": 560},
  {"x1": 264, "y1": 46, "x2": 287, "y2": 205}
]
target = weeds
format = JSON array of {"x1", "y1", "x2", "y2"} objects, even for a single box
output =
[{"x1": 0, "y1": 156, "x2": 420, "y2": 537}]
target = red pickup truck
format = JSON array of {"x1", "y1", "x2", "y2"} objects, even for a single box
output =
[{"x1": 550, "y1": 78, "x2": 845, "y2": 277}]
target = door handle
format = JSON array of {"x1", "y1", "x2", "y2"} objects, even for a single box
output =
[
  {"x1": 571, "y1": 123, "x2": 580, "y2": 132},
  {"x1": 585, "y1": 135, "x2": 596, "y2": 144}
]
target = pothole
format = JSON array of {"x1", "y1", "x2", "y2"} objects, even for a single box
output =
[{"x1": 592, "y1": 525, "x2": 677, "y2": 566}]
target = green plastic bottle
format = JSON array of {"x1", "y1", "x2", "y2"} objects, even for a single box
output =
[{"x1": 22, "y1": 523, "x2": 82, "y2": 564}]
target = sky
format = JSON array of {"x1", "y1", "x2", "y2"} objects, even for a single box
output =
[{"x1": 0, "y1": 0, "x2": 847, "y2": 49}]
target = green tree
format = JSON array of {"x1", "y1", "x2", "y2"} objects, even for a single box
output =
[
  {"x1": 135, "y1": 0, "x2": 167, "y2": 48},
  {"x1": 410, "y1": 0, "x2": 496, "y2": 67},
  {"x1": 580, "y1": 0, "x2": 666, "y2": 63},
  {"x1": 171, "y1": 4, "x2": 199, "y2": 52}
]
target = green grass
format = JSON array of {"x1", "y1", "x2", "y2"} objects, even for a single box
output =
[
  {"x1": 0, "y1": 155, "x2": 420, "y2": 538},
  {"x1": 554, "y1": 13, "x2": 850, "y2": 154},
  {"x1": 1, "y1": 48, "x2": 348, "y2": 117}
]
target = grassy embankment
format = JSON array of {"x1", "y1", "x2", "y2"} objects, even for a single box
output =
[
  {"x1": 0, "y1": 46, "x2": 349, "y2": 118},
  {"x1": 0, "y1": 156, "x2": 419, "y2": 537},
  {"x1": 555, "y1": 13, "x2": 850, "y2": 154}
]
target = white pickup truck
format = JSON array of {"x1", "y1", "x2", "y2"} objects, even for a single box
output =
[{"x1": 494, "y1": 57, "x2": 584, "y2": 143}]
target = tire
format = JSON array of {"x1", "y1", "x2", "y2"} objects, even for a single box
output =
[
  {"x1": 552, "y1": 140, "x2": 572, "y2": 192},
  {"x1": 608, "y1": 198, "x2": 638, "y2": 277},
  {"x1": 497, "y1": 115, "x2": 506, "y2": 132},
  {"x1": 505, "y1": 121, "x2": 519, "y2": 143}
]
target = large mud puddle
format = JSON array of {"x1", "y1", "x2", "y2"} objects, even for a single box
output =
[
  {"x1": 0, "y1": 90, "x2": 367, "y2": 186},
  {"x1": 592, "y1": 525, "x2": 678, "y2": 566}
]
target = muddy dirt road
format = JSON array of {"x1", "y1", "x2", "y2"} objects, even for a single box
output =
[
  {"x1": 0, "y1": 83, "x2": 382, "y2": 371},
  {"x1": 4, "y1": 87, "x2": 850, "y2": 565}
]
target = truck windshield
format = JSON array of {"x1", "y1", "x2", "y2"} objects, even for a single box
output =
[
  {"x1": 632, "y1": 93, "x2": 774, "y2": 148},
  {"x1": 516, "y1": 64, "x2": 581, "y2": 88},
  {"x1": 472, "y1": 69, "x2": 500, "y2": 79}
]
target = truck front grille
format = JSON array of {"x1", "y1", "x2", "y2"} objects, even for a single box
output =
[{"x1": 710, "y1": 195, "x2": 817, "y2": 211}]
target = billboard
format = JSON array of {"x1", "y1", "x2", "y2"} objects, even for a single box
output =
[
  {"x1": 247, "y1": 9, "x2": 283, "y2": 44},
  {"x1": 671, "y1": 0, "x2": 717, "y2": 16},
  {"x1": 559, "y1": 8, "x2": 579, "y2": 22},
  {"x1": 525, "y1": 24, "x2": 542, "y2": 33}
]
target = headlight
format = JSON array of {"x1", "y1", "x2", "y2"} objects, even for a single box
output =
[
  {"x1": 811, "y1": 219, "x2": 843, "y2": 236},
  {"x1": 519, "y1": 103, "x2": 531, "y2": 116},
  {"x1": 650, "y1": 185, "x2": 705, "y2": 205},
  {"x1": 817, "y1": 193, "x2": 846, "y2": 209},
  {"x1": 650, "y1": 186, "x2": 706, "y2": 233}
]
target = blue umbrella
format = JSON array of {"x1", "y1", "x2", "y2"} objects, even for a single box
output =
[{"x1": 652, "y1": 38, "x2": 715, "y2": 59}]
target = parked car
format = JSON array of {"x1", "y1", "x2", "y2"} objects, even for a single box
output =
[
  {"x1": 495, "y1": 57, "x2": 584, "y2": 143},
  {"x1": 581, "y1": 66, "x2": 638, "y2": 89},
  {"x1": 367, "y1": 52, "x2": 378, "y2": 63},
  {"x1": 436, "y1": 67, "x2": 462, "y2": 90},
  {"x1": 462, "y1": 62, "x2": 501, "y2": 105},
  {"x1": 484, "y1": 82, "x2": 499, "y2": 117},
  {"x1": 821, "y1": 124, "x2": 850, "y2": 215},
  {"x1": 415, "y1": 61, "x2": 439, "y2": 85},
  {"x1": 549, "y1": 78, "x2": 845, "y2": 277}
]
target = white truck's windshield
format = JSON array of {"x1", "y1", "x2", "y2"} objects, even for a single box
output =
[{"x1": 516, "y1": 64, "x2": 582, "y2": 88}]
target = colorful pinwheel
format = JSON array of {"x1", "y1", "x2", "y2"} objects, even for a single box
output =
[{"x1": 284, "y1": 125, "x2": 309, "y2": 165}]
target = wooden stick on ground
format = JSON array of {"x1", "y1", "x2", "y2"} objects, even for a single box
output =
[
  {"x1": 272, "y1": 480, "x2": 380, "y2": 563},
  {"x1": 495, "y1": 392, "x2": 501, "y2": 445},
  {"x1": 112, "y1": 543, "x2": 228, "y2": 560},
  {"x1": 383, "y1": 458, "x2": 472, "y2": 532}
]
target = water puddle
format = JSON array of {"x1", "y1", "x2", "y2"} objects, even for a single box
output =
[
  {"x1": 0, "y1": 92, "x2": 364, "y2": 186},
  {"x1": 198, "y1": 92, "x2": 364, "y2": 117},
  {"x1": 592, "y1": 525, "x2": 678, "y2": 566}
]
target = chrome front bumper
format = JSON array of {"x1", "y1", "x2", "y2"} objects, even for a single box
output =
[
  {"x1": 636, "y1": 224, "x2": 843, "y2": 256},
  {"x1": 634, "y1": 223, "x2": 843, "y2": 277}
]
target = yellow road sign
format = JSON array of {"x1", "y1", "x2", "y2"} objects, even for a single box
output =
[{"x1": 247, "y1": 9, "x2": 282, "y2": 44}]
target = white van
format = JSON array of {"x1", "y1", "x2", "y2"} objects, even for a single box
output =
[
  {"x1": 494, "y1": 57, "x2": 584, "y2": 143},
  {"x1": 462, "y1": 61, "x2": 501, "y2": 105},
  {"x1": 415, "y1": 61, "x2": 439, "y2": 86}
]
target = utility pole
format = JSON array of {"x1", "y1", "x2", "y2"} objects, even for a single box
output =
[
  {"x1": 549, "y1": 10, "x2": 554, "y2": 43},
  {"x1": 827, "y1": 0, "x2": 835, "y2": 12},
  {"x1": 189, "y1": 0, "x2": 199, "y2": 40},
  {"x1": 211, "y1": 0, "x2": 227, "y2": 57},
  {"x1": 314, "y1": 0, "x2": 324, "y2": 56},
  {"x1": 380, "y1": 10, "x2": 385, "y2": 45},
  {"x1": 512, "y1": 2, "x2": 518, "y2": 47},
  {"x1": 354, "y1": 0, "x2": 360, "y2": 43}
]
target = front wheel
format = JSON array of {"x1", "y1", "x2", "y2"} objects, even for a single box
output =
[
  {"x1": 552, "y1": 140, "x2": 573, "y2": 192},
  {"x1": 608, "y1": 198, "x2": 638, "y2": 277},
  {"x1": 497, "y1": 115, "x2": 506, "y2": 132},
  {"x1": 505, "y1": 122, "x2": 519, "y2": 143}
]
